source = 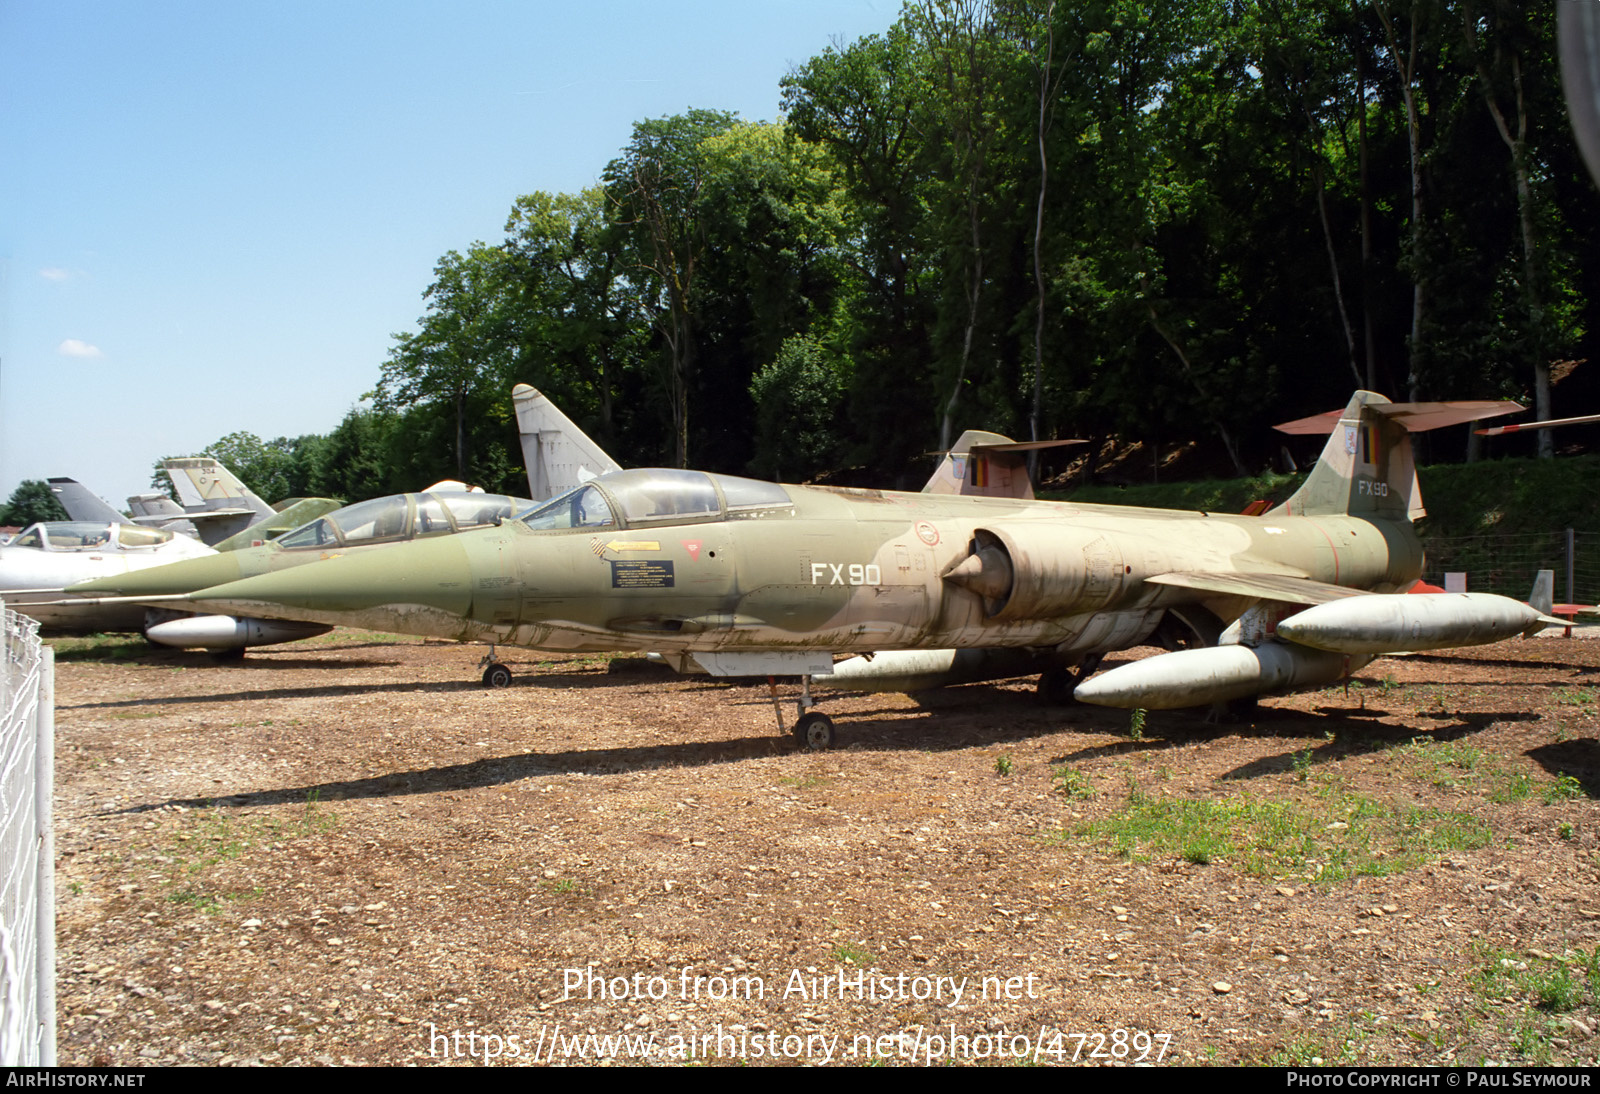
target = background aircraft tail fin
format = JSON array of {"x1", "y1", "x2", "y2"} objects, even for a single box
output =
[
  {"x1": 513, "y1": 384, "x2": 622, "y2": 500},
  {"x1": 163, "y1": 457, "x2": 276, "y2": 520},
  {"x1": 1268, "y1": 392, "x2": 1521, "y2": 521},
  {"x1": 47, "y1": 478, "x2": 128, "y2": 524},
  {"x1": 1529, "y1": 569, "x2": 1556, "y2": 616},
  {"x1": 126, "y1": 492, "x2": 187, "y2": 520},
  {"x1": 921, "y1": 432, "x2": 1084, "y2": 499}
]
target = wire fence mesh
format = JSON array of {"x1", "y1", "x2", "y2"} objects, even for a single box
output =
[
  {"x1": 1421, "y1": 529, "x2": 1600, "y2": 606},
  {"x1": 0, "y1": 601, "x2": 54, "y2": 1066}
]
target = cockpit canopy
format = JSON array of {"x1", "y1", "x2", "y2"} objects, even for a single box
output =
[
  {"x1": 274, "y1": 492, "x2": 534, "y2": 551},
  {"x1": 8, "y1": 522, "x2": 178, "y2": 552},
  {"x1": 517, "y1": 469, "x2": 791, "y2": 532}
]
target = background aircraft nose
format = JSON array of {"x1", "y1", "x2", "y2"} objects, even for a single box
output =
[{"x1": 187, "y1": 532, "x2": 480, "y2": 619}]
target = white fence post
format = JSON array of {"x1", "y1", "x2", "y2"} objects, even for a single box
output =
[{"x1": 0, "y1": 599, "x2": 55, "y2": 1066}]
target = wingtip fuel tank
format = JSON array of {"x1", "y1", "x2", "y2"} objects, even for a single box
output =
[
  {"x1": 1073, "y1": 642, "x2": 1367, "y2": 709},
  {"x1": 1274, "y1": 592, "x2": 1558, "y2": 656}
]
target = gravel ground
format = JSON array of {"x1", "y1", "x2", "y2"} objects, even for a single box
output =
[{"x1": 48, "y1": 629, "x2": 1600, "y2": 1066}]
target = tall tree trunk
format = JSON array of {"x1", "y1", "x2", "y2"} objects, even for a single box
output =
[
  {"x1": 1029, "y1": 0, "x2": 1059, "y2": 461},
  {"x1": 1470, "y1": 26, "x2": 1552, "y2": 457},
  {"x1": 1354, "y1": 15, "x2": 1379, "y2": 391},
  {"x1": 1374, "y1": 0, "x2": 1427, "y2": 402}
]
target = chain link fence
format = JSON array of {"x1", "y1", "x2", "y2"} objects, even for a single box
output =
[
  {"x1": 0, "y1": 601, "x2": 55, "y2": 1066},
  {"x1": 1421, "y1": 529, "x2": 1600, "y2": 606}
]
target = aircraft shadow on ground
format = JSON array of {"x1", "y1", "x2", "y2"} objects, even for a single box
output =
[
  {"x1": 1526, "y1": 738, "x2": 1600, "y2": 797},
  {"x1": 1049, "y1": 704, "x2": 1541, "y2": 776},
  {"x1": 1216, "y1": 711, "x2": 1541, "y2": 781},
  {"x1": 60, "y1": 666, "x2": 642, "y2": 711},
  {"x1": 109, "y1": 687, "x2": 1094, "y2": 814},
  {"x1": 1396, "y1": 652, "x2": 1600, "y2": 677},
  {"x1": 112, "y1": 735, "x2": 811, "y2": 814},
  {"x1": 61, "y1": 679, "x2": 486, "y2": 711}
]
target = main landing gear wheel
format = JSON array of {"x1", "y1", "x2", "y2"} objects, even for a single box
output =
[
  {"x1": 1037, "y1": 653, "x2": 1104, "y2": 705},
  {"x1": 1036, "y1": 668, "x2": 1074, "y2": 705},
  {"x1": 482, "y1": 663, "x2": 514, "y2": 689},
  {"x1": 793, "y1": 711, "x2": 836, "y2": 751}
]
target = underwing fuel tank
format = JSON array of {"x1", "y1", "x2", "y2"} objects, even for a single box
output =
[
  {"x1": 143, "y1": 613, "x2": 332, "y2": 650},
  {"x1": 827, "y1": 647, "x2": 1065, "y2": 693},
  {"x1": 1274, "y1": 593, "x2": 1556, "y2": 655},
  {"x1": 1073, "y1": 642, "x2": 1368, "y2": 710}
]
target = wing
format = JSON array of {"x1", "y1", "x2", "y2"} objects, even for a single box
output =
[{"x1": 1145, "y1": 571, "x2": 1376, "y2": 607}]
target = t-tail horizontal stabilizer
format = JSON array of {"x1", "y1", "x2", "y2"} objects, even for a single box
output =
[
  {"x1": 1270, "y1": 392, "x2": 1521, "y2": 521},
  {"x1": 921, "y1": 431, "x2": 1084, "y2": 500}
]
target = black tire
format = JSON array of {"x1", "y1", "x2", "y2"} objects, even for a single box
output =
[
  {"x1": 482, "y1": 663, "x2": 513, "y2": 689},
  {"x1": 1036, "y1": 668, "x2": 1075, "y2": 705},
  {"x1": 793, "y1": 711, "x2": 836, "y2": 751}
]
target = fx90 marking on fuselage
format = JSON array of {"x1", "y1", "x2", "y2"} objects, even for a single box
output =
[{"x1": 810, "y1": 563, "x2": 883, "y2": 586}]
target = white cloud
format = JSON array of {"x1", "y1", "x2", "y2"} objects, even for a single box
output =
[
  {"x1": 39, "y1": 267, "x2": 70, "y2": 282},
  {"x1": 58, "y1": 339, "x2": 103, "y2": 358}
]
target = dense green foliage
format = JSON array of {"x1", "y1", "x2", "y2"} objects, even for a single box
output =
[
  {"x1": 1059, "y1": 454, "x2": 1600, "y2": 542},
  {"x1": 190, "y1": 1, "x2": 1600, "y2": 501},
  {"x1": 0, "y1": 480, "x2": 69, "y2": 526}
]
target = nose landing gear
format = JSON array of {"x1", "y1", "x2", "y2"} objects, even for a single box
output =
[
  {"x1": 480, "y1": 646, "x2": 514, "y2": 688},
  {"x1": 768, "y1": 674, "x2": 837, "y2": 751}
]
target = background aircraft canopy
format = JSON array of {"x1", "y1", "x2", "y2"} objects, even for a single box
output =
[
  {"x1": 9, "y1": 522, "x2": 181, "y2": 551},
  {"x1": 274, "y1": 493, "x2": 533, "y2": 550},
  {"x1": 517, "y1": 470, "x2": 791, "y2": 533}
]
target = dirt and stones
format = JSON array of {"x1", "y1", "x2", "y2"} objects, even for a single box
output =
[{"x1": 49, "y1": 630, "x2": 1600, "y2": 1066}]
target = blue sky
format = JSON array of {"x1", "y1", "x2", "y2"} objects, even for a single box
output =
[{"x1": 0, "y1": 0, "x2": 899, "y2": 511}]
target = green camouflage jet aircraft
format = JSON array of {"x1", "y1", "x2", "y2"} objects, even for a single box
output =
[{"x1": 170, "y1": 392, "x2": 1558, "y2": 749}]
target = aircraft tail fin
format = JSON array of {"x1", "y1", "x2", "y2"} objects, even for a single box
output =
[
  {"x1": 513, "y1": 384, "x2": 622, "y2": 499},
  {"x1": 1529, "y1": 569, "x2": 1556, "y2": 616},
  {"x1": 1268, "y1": 392, "x2": 1522, "y2": 521},
  {"x1": 47, "y1": 478, "x2": 128, "y2": 524},
  {"x1": 163, "y1": 457, "x2": 277, "y2": 520},
  {"x1": 921, "y1": 432, "x2": 1085, "y2": 499},
  {"x1": 126, "y1": 492, "x2": 187, "y2": 520}
]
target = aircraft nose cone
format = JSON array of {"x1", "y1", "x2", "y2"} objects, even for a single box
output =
[
  {"x1": 186, "y1": 533, "x2": 484, "y2": 636},
  {"x1": 67, "y1": 550, "x2": 245, "y2": 597}
]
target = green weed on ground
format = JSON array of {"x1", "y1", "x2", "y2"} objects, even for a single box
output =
[
  {"x1": 1256, "y1": 1023, "x2": 1369, "y2": 1067},
  {"x1": 47, "y1": 634, "x2": 150, "y2": 662},
  {"x1": 832, "y1": 941, "x2": 875, "y2": 965},
  {"x1": 1469, "y1": 946, "x2": 1600, "y2": 1065},
  {"x1": 1064, "y1": 781, "x2": 1490, "y2": 880},
  {"x1": 1052, "y1": 766, "x2": 1094, "y2": 800},
  {"x1": 1398, "y1": 739, "x2": 1588, "y2": 806},
  {"x1": 160, "y1": 794, "x2": 336, "y2": 913}
]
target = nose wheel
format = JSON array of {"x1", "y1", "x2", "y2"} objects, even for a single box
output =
[
  {"x1": 793, "y1": 711, "x2": 836, "y2": 751},
  {"x1": 767, "y1": 673, "x2": 838, "y2": 750},
  {"x1": 479, "y1": 645, "x2": 513, "y2": 688}
]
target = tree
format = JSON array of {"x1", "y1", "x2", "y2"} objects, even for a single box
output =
[
  {"x1": 377, "y1": 245, "x2": 522, "y2": 480},
  {"x1": 504, "y1": 187, "x2": 641, "y2": 455},
  {"x1": 603, "y1": 110, "x2": 740, "y2": 467},
  {"x1": 748, "y1": 335, "x2": 848, "y2": 481},
  {"x1": 0, "y1": 481, "x2": 69, "y2": 526}
]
